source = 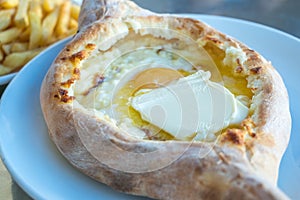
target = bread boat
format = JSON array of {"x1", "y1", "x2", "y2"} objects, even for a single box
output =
[{"x1": 40, "y1": 0, "x2": 291, "y2": 199}]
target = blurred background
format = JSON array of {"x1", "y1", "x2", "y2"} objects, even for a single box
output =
[{"x1": 134, "y1": 0, "x2": 300, "y2": 38}]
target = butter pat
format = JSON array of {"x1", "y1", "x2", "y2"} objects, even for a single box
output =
[{"x1": 131, "y1": 70, "x2": 249, "y2": 140}]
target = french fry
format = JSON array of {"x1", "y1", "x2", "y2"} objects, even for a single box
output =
[
  {"x1": 0, "y1": 9, "x2": 15, "y2": 31},
  {"x1": 0, "y1": 48, "x2": 3, "y2": 62},
  {"x1": 1, "y1": 43, "x2": 12, "y2": 55},
  {"x1": 55, "y1": 0, "x2": 71, "y2": 36},
  {"x1": 46, "y1": 35, "x2": 59, "y2": 45},
  {"x1": 29, "y1": 11, "x2": 42, "y2": 49},
  {"x1": 0, "y1": 64, "x2": 12, "y2": 75},
  {"x1": 19, "y1": 27, "x2": 31, "y2": 42},
  {"x1": 0, "y1": 0, "x2": 80, "y2": 76},
  {"x1": 56, "y1": 28, "x2": 77, "y2": 41},
  {"x1": 71, "y1": 4, "x2": 80, "y2": 20},
  {"x1": 30, "y1": 0, "x2": 43, "y2": 19},
  {"x1": 0, "y1": 27, "x2": 22, "y2": 44},
  {"x1": 69, "y1": 18, "x2": 78, "y2": 30},
  {"x1": 14, "y1": 0, "x2": 30, "y2": 28},
  {"x1": 11, "y1": 42, "x2": 29, "y2": 52},
  {"x1": 66, "y1": 28, "x2": 77, "y2": 37},
  {"x1": 0, "y1": 0, "x2": 19, "y2": 9},
  {"x1": 42, "y1": 0, "x2": 55, "y2": 13},
  {"x1": 2, "y1": 42, "x2": 29, "y2": 55},
  {"x1": 41, "y1": 8, "x2": 59, "y2": 45},
  {"x1": 3, "y1": 48, "x2": 44, "y2": 69},
  {"x1": 54, "y1": 0, "x2": 63, "y2": 6}
]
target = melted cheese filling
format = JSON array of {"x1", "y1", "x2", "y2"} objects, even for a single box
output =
[
  {"x1": 73, "y1": 32, "x2": 252, "y2": 141},
  {"x1": 111, "y1": 49, "x2": 195, "y2": 140},
  {"x1": 130, "y1": 70, "x2": 249, "y2": 140},
  {"x1": 109, "y1": 49, "x2": 249, "y2": 141}
]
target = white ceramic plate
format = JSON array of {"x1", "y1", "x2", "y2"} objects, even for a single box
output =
[{"x1": 0, "y1": 15, "x2": 299, "y2": 200}]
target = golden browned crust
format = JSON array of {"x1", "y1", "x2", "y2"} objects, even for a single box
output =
[{"x1": 40, "y1": 0, "x2": 291, "y2": 199}]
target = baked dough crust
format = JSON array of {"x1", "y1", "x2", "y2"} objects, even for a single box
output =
[{"x1": 40, "y1": 0, "x2": 291, "y2": 199}]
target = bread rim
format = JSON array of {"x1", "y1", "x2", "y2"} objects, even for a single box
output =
[{"x1": 40, "y1": 0, "x2": 291, "y2": 199}]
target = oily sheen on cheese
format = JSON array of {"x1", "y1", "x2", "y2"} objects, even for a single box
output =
[
  {"x1": 76, "y1": 48, "x2": 194, "y2": 110},
  {"x1": 131, "y1": 70, "x2": 249, "y2": 140}
]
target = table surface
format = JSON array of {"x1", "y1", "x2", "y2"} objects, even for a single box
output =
[{"x1": 0, "y1": 0, "x2": 299, "y2": 199}]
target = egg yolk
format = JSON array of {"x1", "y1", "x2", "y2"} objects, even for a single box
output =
[
  {"x1": 130, "y1": 67, "x2": 184, "y2": 93},
  {"x1": 113, "y1": 67, "x2": 190, "y2": 140}
]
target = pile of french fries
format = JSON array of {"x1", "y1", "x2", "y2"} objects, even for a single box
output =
[{"x1": 0, "y1": 0, "x2": 80, "y2": 76}]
